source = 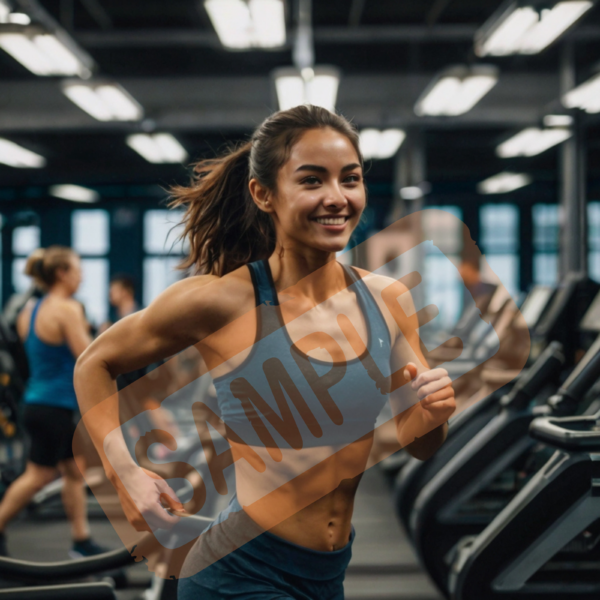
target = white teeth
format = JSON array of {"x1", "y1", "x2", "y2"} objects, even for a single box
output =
[{"x1": 315, "y1": 217, "x2": 346, "y2": 225}]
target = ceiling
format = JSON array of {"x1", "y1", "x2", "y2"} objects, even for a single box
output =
[{"x1": 0, "y1": 0, "x2": 599, "y2": 203}]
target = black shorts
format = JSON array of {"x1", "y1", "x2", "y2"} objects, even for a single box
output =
[{"x1": 22, "y1": 404, "x2": 79, "y2": 468}]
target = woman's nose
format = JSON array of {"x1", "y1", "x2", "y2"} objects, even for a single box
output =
[{"x1": 322, "y1": 184, "x2": 348, "y2": 207}]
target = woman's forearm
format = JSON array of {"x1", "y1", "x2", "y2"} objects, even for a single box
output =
[
  {"x1": 404, "y1": 422, "x2": 448, "y2": 461},
  {"x1": 74, "y1": 353, "x2": 138, "y2": 482}
]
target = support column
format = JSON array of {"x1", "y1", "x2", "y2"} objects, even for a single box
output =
[
  {"x1": 559, "y1": 43, "x2": 587, "y2": 279},
  {"x1": 387, "y1": 129, "x2": 427, "y2": 308}
]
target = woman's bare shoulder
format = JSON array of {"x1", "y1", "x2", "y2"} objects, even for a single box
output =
[{"x1": 145, "y1": 266, "x2": 256, "y2": 337}]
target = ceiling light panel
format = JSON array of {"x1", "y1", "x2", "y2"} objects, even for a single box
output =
[
  {"x1": 0, "y1": 29, "x2": 92, "y2": 77},
  {"x1": 478, "y1": 172, "x2": 533, "y2": 194},
  {"x1": 0, "y1": 138, "x2": 46, "y2": 168},
  {"x1": 205, "y1": 0, "x2": 286, "y2": 49},
  {"x1": 273, "y1": 67, "x2": 340, "y2": 112},
  {"x1": 359, "y1": 129, "x2": 406, "y2": 160},
  {"x1": 62, "y1": 82, "x2": 143, "y2": 122},
  {"x1": 127, "y1": 134, "x2": 188, "y2": 164},
  {"x1": 476, "y1": 1, "x2": 595, "y2": 56},
  {"x1": 415, "y1": 66, "x2": 498, "y2": 117},
  {"x1": 50, "y1": 184, "x2": 99, "y2": 203},
  {"x1": 0, "y1": 1, "x2": 10, "y2": 23},
  {"x1": 563, "y1": 73, "x2": 600, "y2": 113},
  {"x1": 497, "y1": 127, "x2": 572, "y2": 157}
]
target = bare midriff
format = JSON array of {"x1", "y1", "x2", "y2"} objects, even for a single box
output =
[{"x1": 231, "y1": 433, "x2": 373, "y2": 552}]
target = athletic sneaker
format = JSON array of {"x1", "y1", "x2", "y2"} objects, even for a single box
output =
[{"x1": 69, "y1": 538, "x2": 109, "y2": 559}]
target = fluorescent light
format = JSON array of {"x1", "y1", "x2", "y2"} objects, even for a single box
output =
[
  {"x1": 359, "y1": 129, "x2": 406, "y2": 160},
  {"x1": 306, "y1": 72, "x2": 339, "y2": 111},
  {"x1": 62, "y1": 82, "x2": 143, "y2": 121},
  {"x1": 204, "y1": 0, "x2": 286, "y2": 49},
  {"x1": 478, "y1": 6, "x2": 539, "y2": 56},
  {"x1": 543, "y1": 114, "x2": 574, "y2": 127},
  {"x1": 415, "y1": 66, "x2": 498, "y2": 116},
  {"x1": 275, "y1": 75, "x2": 305, "y2": 111},
  {"x1": 563, "y1": 73, "x2": 600, "y2": 113},
  {"x1": 0, "y1": 30, "x2": 91, "y2": 77},
  {"x1": 497, "y1": 127, "x2": 572, "y2": 158},
  {"x1": 0, "y1": 138, "x2": 46, "y2": 168},
  {"x1": 476, "y1": 1, "x2": 594, "y2": 56},
  {"x1": 520, "y1": 2, "x2": 593, "y2": 54},
  {"x1": 126, "y1": 134, "x2": 188, "y2": 164},
  {"x1": 273, "y1": 67, "x2": 340, "y2": 111},
  {"x1": 0, "y1": 1, "x2": 10, "y2": 23},
  {"x1": 7, "y1": 13, "x2": 31, "y2": 25},
  {"x1": 478, "y1": 172, "x2": 532, "y2": 194},
  {"x1": 50, "y1": 184, "x2": 99, "y2": 203},
  {"x1": 249, "y1": 0, "x2": 286, "y2": 48},
  {"x1": 400, "y1": 186, "x2": 425, "y2": 200}
]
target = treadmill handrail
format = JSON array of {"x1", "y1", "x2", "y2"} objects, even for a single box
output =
[
  {"x1": 0, "y1": 513, "x2": 213, "y2": 583},
  {"x1": 0, "y1": 545, "x2": 137, "y2": 582},
  {"x1": 529, "y1": 413, "x2": 600, "y2": 451}
]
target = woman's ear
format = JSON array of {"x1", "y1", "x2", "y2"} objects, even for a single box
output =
[{"x1": 249, "y1": 178, "x2": 274, "y2": 213}]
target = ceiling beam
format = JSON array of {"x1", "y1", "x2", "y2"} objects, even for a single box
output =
[
  {"x1": 73, "y1": 24, "x2": 600, "y2": 48},
  {"x1": 0, "y1": 73, "x2": 561, "y2": 133}
]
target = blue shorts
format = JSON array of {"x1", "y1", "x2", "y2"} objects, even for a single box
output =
[{"x1": 178, "y1": 495, "x2": 354, "y2": 600}]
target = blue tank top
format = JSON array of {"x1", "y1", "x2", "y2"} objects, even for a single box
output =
[
  {"x1": 23, "y1": 297, "x2": 78, "y2": 410},
  {"x1": 213, "y1": 260, "x2": 393, "y2": 449}
]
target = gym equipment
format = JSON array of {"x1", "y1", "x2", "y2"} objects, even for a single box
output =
[
  {"x1": 392, "y1": 281, "x2": 600, "y2": 525},
  {"x1": 409, "y1": 331, "x2": 600, "y2": 597},
  {"x1": 394, "y1": 339, "x2": 565, "y2": 531},
  {"x1": 449, "y1": 410, "x2": 600, "y2": 600},
  {"x1": 380, "y1": 284, "x2": 557, "y2": 482}
]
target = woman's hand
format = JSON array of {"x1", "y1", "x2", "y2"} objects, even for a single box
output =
[
  {"x1": 112, "y1": 466, "x2": 182, "y2": 533},
  {"x1": 404, "y1": 362, "x2": 456, "y2": 430},
  {"x1": 395, "y1": 363, "x2": 456, "y2": 459}
]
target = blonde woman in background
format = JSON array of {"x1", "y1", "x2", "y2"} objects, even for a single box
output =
[{"x1": 0, "y1": 246, "x2": 105, "y2": 558}]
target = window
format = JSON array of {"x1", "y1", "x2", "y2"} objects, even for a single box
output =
[
  {"x1": 532, "y1": 204, "x2": 559, "y2": 286},
  {"x1": 12, "y1": 225, "x2": 40, "y2": 294},
  {"x1": 72, "y1": 210, "x2": 110, "y2": 326},
  {"x1": 422, "y1": 206, "x2": 463, "y2": 331},
  {"x1": 590, "y1": 202, "x2": 600, "y2": 283},
  {"x1": 143, "y1": 210, "x2": 187, "y2": 306},
  {"x1": 480, "y1": 204, "x2": 519, "y2": 297}
]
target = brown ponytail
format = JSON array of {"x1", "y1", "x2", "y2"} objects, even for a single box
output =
[
  {"x1": 24, "y1": 246, "x2": 76, "y2": 290},
  {"x1": 170, "y1": 105, "x2": 363, "y2": 277}
]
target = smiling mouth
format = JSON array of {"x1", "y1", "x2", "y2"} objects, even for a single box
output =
[{"x1": 311, "y1": 216, "x2": 350, "y2": 225}]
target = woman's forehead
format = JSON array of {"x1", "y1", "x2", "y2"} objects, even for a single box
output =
[{"x1": 287, "y1": 128, "x2": 359, "y2": 165}]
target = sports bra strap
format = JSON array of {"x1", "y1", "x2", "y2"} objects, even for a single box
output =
[{"x1": 28, "y1": 298, "x2": 44, "y2": 339}]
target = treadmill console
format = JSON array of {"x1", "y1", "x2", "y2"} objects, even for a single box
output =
[
  {"x1": 579, "y1": 291, "x2": 600, "y2": 333},
  {"x1": 520, "y1": 286, "x2": 554, "y2": 329}
]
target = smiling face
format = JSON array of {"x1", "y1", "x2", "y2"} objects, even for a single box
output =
[{"x1": 251, "y1": 127, "x2": 366, "y2": 256}]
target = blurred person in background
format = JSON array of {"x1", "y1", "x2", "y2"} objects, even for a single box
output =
[
  {"x1": 98, "y1": 274, "x2": 139, "y2": 335},
  {"x1": 0, "y1": 246, "x2": 105, "y2": 558}
]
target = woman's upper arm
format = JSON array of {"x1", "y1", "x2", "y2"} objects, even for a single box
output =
[
  {"x1": 76, "y1": 275, "x2": 223, "y2": 378},
  {"x1": 61, "y1": 301, "x2": 93, "y2": 359}
]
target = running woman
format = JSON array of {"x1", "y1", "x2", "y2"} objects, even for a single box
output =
[
  {"x1": 74, "y1": 106, "x2": 455, "y2": 599},
  {"x1": 0, "y1": 246, "x2": 105, "y2": 558}
]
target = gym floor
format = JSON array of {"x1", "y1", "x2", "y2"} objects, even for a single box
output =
[{"x1": 4, "y1": 466, "x2": 442, "y2": 600}]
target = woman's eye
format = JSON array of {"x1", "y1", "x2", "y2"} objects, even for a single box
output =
[
  {"x1": 344, "y1": 174, "x2": 361, "y2": 183},
  {"x1": 302, "y1": 176, "x2": 321, "y2": 185}
]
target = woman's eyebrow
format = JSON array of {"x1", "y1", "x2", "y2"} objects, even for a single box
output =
[
  {"x1": 294, "y1": 163, "x2": 361, "y2": 173},
  {"x1": 295, "y1": 164, "x2": 327, "y2": 173}
]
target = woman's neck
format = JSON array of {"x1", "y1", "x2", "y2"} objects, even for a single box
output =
[
  {"x1": 268, "y1": 248, "x2": 347, "y2": 306},
  {"x1": 47, "y1": 284, "x2": 73, "y2": 299}
]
